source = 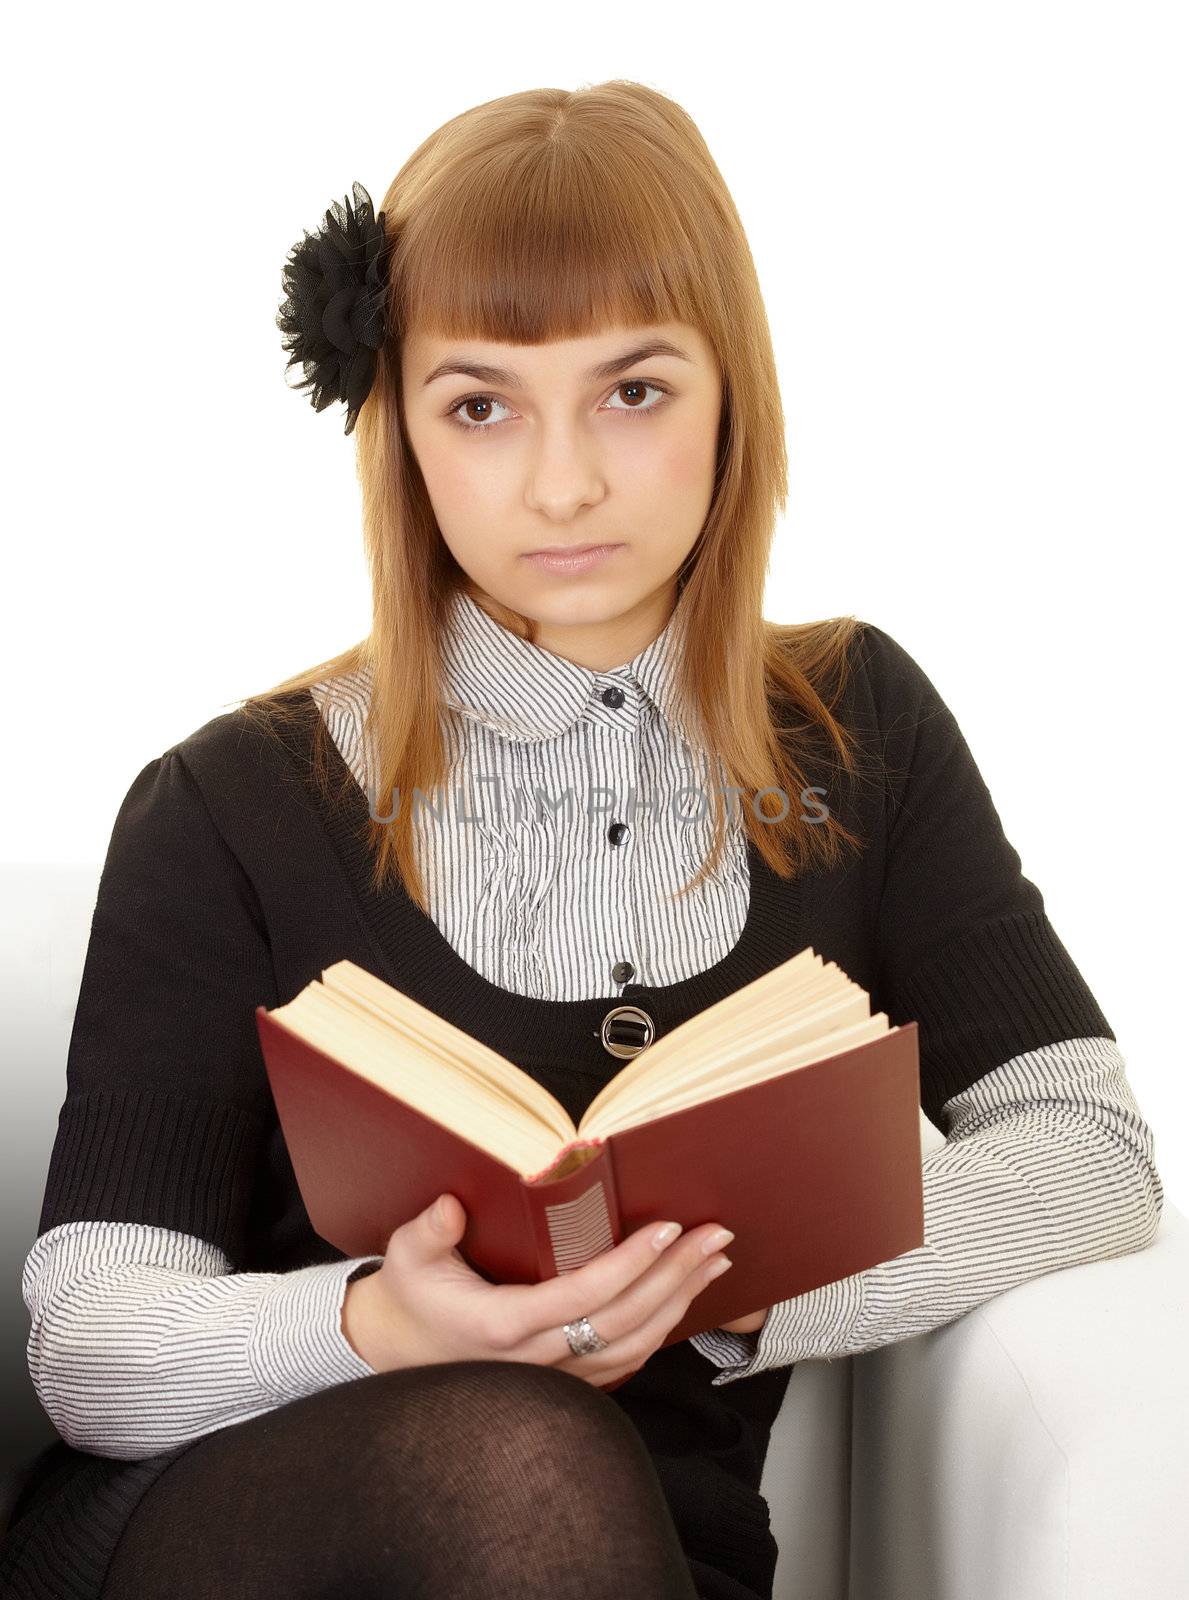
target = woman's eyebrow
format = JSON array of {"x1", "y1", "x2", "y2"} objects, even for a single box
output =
[{"x1": 421, "y1": 339, "x2": 693, "y2": 390}]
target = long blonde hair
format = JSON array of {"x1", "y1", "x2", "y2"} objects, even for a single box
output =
[{"x1": 244, "y1": 79, "x2": 873, "y2": 912}]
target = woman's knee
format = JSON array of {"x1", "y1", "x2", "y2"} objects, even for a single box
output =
[
  {"x1": 101, "y1": 1362, "x2": 674, "y2": 1599},
  {"x1": 338, "y1": 1358, "x2": 643, "y2": 1476}
]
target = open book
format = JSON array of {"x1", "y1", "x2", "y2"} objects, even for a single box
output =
[{"x1": 255, "y1": 947, "x2": 927, "y2": 1349}]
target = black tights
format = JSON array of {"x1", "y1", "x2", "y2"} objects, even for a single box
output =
[{"x1": 99, "y1": 1361, "x2": 758, "y2": 1600}]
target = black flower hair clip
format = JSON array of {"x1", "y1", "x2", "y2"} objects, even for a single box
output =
[{"x1": 276, "y1": 181, "x2": 391, "y2": 436}]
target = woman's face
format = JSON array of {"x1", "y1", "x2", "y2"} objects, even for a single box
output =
[{"x1": 399, "y1": 319, "x2": 723, "y2": 668}]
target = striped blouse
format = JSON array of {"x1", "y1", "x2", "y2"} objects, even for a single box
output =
[{"x1": 20, "y1": 592, "x2": 1164, "y2": 1459}]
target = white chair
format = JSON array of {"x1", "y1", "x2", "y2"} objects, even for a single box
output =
[
  {"x1": 761, "y1": 1201, "x2": 1189, "y2": 1599},
  {"x1": 4, "y1": 864, "x2": 1189, "y2": 1597}
]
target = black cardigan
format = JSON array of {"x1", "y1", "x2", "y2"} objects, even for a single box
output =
[{"x1": 0, "y1": 622, "x2": 1113, "y2": 1600}]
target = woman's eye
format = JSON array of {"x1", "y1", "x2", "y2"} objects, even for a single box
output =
[
  {"x1": 445, "y1": 380, "x2": 669, "y2": 434},
  {"x1": 603, "y1": 379, "x2": 669, "y2": 415},
  {"x1": 447, "y1": 394, "x2": 514, "y2": 430}
]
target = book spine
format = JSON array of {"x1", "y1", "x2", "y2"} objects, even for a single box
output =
[{"x1": 520, "y1": 1142, "x2": 623, "y2": 1279}]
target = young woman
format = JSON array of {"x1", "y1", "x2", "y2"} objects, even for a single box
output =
[{"x1": 1, "y1": 80, "x2": 1162, "y2": 1600}]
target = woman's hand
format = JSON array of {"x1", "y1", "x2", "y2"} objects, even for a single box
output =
[
  {"x1": 718, "y1": 1307, "x2": 769, "y2": 1334},
  {"x1": 342, "y1": 1192, "x2": 737, "y2": 1391}
]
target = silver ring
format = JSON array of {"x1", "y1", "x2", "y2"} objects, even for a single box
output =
[{"x1": 562, "y1": 1314, "x2": 609, "y2": 1356}]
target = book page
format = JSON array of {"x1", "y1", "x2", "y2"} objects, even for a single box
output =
[
  {"x1": 320, "y1": 961, "x2": 575, "y2": 1135},
  {"x1": 579, "y1": 1012, "x2": 890, "y2": 1138},
  {"x1": 576, "y1": 950, "x2": 851, "y2": 1129},
  {"x1": 267, "y1": 947, "x2": 900, "y2": 1178},
  {"x1": 277, "y1": 985, "x2": 573, "y2": 1173}
]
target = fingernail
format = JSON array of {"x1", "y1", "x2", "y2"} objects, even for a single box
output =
[
  {"x1": 702, "y1": 1228, "x2": 735, "y2": 1255},
  {"x1": 706, "y1": 1256, "x2": 733, "y2": 1279},
  {"x1": 652, "y1": 1222, "x2": 683, "y2": 1250}
]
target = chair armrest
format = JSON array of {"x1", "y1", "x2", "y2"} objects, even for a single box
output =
[
  {"x1": 847, "y1": 1199, "x2": 1189, "y2": 1600},
  {"x1": 764, "y1": 1357, "x2": 853, "y2": 1600}
]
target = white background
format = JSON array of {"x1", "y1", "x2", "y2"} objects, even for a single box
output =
[{"x1": 3, "y1": 1, "x2": 1185, "y2": 1216}]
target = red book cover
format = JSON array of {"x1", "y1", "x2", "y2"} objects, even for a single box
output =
[{"x1": 255, "y1": 1001, "x2": 923, "y2": 1349}]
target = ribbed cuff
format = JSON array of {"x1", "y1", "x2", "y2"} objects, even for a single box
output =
[
  {"x1": 895, "y1": 910, "x2": 1114, "y2": 1127},
  {"x1": 38, "y1": 1090, "x2": 266, "y2": 1268},
  {"x1": 247, "y1": 1255, "x2": 385, "y2": 1400}
]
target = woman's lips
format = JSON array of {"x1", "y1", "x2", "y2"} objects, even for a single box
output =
[{"x1": 522, "y1": 543, "x2": 625, "y2": 574}]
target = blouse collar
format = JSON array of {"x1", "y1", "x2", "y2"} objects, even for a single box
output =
[{"x1": 433, "y1": 587, "x2": 696, "y2": 744}]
